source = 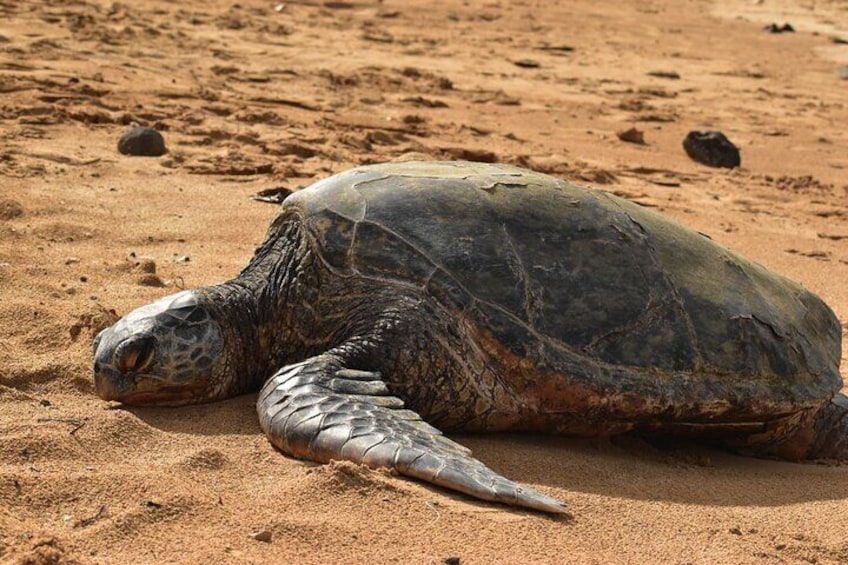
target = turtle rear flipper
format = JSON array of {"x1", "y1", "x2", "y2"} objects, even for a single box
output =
[
  {"x1": 754, "y1": 393, "x2": 848, "y2": 460},
  {"x1": 257, "y1": 355, "x2": 568, "y2": 514},
  {"x1": 786, "y1": 393, "x2": 848, "y2": 460},
  {"x1": 811, "y1": 394, "x2": 848, "y2": 459}
]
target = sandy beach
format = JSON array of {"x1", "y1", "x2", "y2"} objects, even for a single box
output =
[{"x1": 1, "y1": 0, "x2": 847, "y2": 562}]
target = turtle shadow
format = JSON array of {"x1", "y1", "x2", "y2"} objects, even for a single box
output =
[
  {"x1": 116, "y1": 393, "x2": 262, "y2": 436},
  {"x1": 122, "y1": 398, "x2": 848, "y2": 508},
  {"x1": 456, "y1": 432, "x2": 848, "y2": 507}
]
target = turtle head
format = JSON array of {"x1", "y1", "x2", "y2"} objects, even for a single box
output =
[{"x1": 92, "y1": 290, "x2": 230, "y2": 405}]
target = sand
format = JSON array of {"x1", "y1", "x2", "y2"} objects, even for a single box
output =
[{"x1": 1, "y1": 0, "x2": 847, "y2": 563}]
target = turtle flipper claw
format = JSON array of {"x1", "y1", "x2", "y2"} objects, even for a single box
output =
[{"x1": 257, "y1": 355, "x2": 568, "y2": 514}]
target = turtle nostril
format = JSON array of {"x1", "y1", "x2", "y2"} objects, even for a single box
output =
[{"x1": 116, "y1": 337, "x2": 156, "y2": 373}]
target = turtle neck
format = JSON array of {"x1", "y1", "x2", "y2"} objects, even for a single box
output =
[{"x1": 201, "y1": 212, "x2": 320, "y2": 397}]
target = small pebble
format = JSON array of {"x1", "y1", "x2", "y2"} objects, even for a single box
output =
[
  {"x1": 65, "y1": 257, "x2": 81, "y2": 265},
  {"x1": 764, "y1": 23, "x2": 794, "y2": 34},
  {"x1": 617, "y1": 127, "x2": 646, "y2": 145},
  {"x1": 252, "y1": 187, "x2": 294, "y2": 204},
  {"x1": 118, "y1": 127, "x2": 167, "y2": 157},
  {"x1": 251, "y1": 530, "x2": 272, "y2": 543},
  {"x1": 513, "y1": 59, "x2": 540, "y2": 68},
  {"x1": 647, "y1": 70, "x2": 680, "y2": 79},
  {"x1": 135, "y1": 259, "x2": 157, "y2": 274},
  {"x1": 0, "y1": 199, "x2": 25, "y2": 220},
  {"x1": 682, "y1": 131, "x2": 741, "y2": 168},
  {"x1": 137, "y1": 274, "x2": 165, "y2": 287}
]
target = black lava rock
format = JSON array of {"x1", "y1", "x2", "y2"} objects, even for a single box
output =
[
  {"x1": 117, "y1": 127, "x2": 167, "y2": 157},
  {"x1": 682, "y1": 131, "x2": 741, "y2": 168}
]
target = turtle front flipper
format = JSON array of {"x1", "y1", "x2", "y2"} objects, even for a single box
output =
[{"x1": 256, "y1": 354, "x2": 568, "y2": 514}]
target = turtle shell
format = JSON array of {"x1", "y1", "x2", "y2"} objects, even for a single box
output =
[{"x1": 282, "y1": 161, "x2": 842, "y2": 415}]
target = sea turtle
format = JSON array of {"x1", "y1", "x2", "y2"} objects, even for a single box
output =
[{"x1": 92, "y1": 161, "x2": 844, "y2": 513}]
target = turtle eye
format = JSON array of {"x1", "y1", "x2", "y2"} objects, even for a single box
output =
[{"x1": 116, "y1": 337, "x2": 156, "y2": 373}]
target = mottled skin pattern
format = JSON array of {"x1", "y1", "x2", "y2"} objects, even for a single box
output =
[
  {"x1": 93, "y1": 291, "x2": 225, "y2": 405},
  {"x1": 93, "y1": 161, "x2": 845, "y2": 513}
]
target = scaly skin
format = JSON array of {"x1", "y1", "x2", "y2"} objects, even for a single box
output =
[{"x1": 257, "y1": 354, "x2": 568, "y2": 514}]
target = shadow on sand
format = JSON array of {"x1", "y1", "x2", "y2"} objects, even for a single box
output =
[{"x1": 125, "y1": 395, "x2": 848, "y2": 509}]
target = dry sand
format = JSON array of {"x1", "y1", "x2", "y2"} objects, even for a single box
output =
[{"x1": 1, "y1": 0, "x2": 847, "y2": 563}]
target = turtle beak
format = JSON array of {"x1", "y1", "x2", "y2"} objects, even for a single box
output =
[
  {"x1": 93, "y1": 366, "x2": 122, "y2": 401},
  {"x1": 92, "y1": 331, "x2": 156, "y2": 402},
  {"x1": 92, "y1": 334, "x2": 124, "y2": 401}
]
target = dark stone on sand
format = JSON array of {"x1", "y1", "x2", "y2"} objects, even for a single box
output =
[
  {"x1": 513, "y1": 59, "x2": 541, "y2": 68},
  {"x1": 682, "y1": 131, "x2": 741, "y2": 168},
  {"x1": 764, "y1": 23, "x2": 794, "y2": 34},
  {"x1": 117, "y1": 127, "x2": 167, "y2": 157},
  {"x1": 0, "y1": 199, "x2": 25, "y2": 220},
  {"x1": 617, "y1": 127, "x2": 646, "y2": 144},
  {"x1": 647, "y1": 70, "x2": 680, "y2": 79},
  {"x1": 251, "y1": 186, "x2": 294, "y2": 204},
  {"x1": 137, "y1": 274, "x2": 165, "y2": 287},
  {"x1": 251, "y1": 530, "x2": 273, "y2": 543}
]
